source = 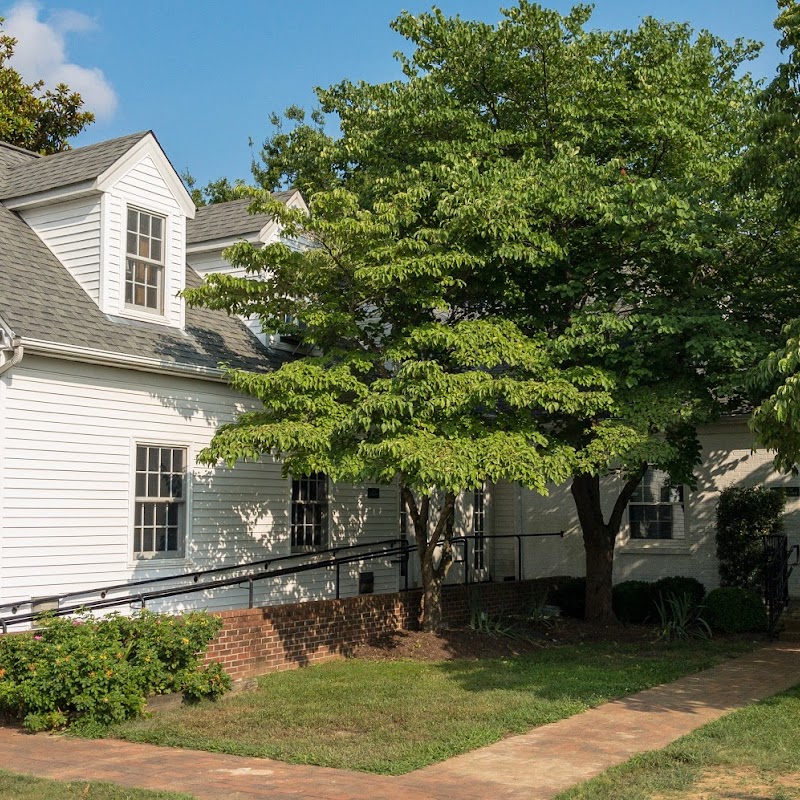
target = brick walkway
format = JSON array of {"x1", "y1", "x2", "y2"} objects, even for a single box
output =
[{"x1": 1, "y1": 643, "x2": 798, "y2": 800}]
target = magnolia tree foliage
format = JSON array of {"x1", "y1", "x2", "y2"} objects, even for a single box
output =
[
  {"x1": 0, "y1": 19, "x2": 93, "y2": 153},
  {"x1": 189, "y1": 3, "x2": 790, "y2": 623}
]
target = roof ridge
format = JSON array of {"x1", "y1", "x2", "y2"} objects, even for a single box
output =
[
  {"x1": 0, "y1": 131, "x2": 154, "y2": 200},
  {"x1": 0, "y1": 141, "x2": 42, "y2": 158},
  {"x1": 30, "y1": 130, "x2": 151, "y2": 161},
  {"x1": 195, "y1": 196, "x2": 252, "y2": 208}
]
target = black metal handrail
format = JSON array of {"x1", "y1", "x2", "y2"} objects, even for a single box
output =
[
  {"x1": 0, "y1": 537, "x2": 404, "y2": 616},
  {"x1": 764, "y1": 534, "x2": 800, "y2": 639},
  {"x1": 0, "y1": 531, "x2": 563, "y2": 631}
]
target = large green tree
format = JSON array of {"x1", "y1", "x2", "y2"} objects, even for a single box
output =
[
  {"x1": 745, "y1": 1, "x2": 800, "y2": 466},
  {"x1": 187, "y1": 193, "x2": 614, "y2": 629},
  {"x1": 0, "y1": 18, "x2": 93, "y2": 153},
  {"x1": 193, "y1": 3, "x2": 791, "y2": 622}
]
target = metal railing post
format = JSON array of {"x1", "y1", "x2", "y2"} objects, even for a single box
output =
[
  {"x1": 463, "y1": 538, "x2": 470, "y2": 585},
  {"x1": 335, "y1": 559, "x2": 341, "y2": 600},
  {"x1": 248, "y1": 577, "x2": 254, "y2": 609},
  {"x1": 517, "y1": 536, "x2": 523, "y2": 581}
]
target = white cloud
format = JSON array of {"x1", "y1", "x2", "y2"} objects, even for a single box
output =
[{"x1": 3, "y1": 1, "x2": 117, "y2": 120}]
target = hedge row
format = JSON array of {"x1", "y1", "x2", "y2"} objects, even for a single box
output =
[{"x1": 551, "y1": 575, "x2": 766, "y2": 633}]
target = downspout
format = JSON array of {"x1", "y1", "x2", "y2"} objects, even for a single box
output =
[{"x1": 0, "y1": 337, "x2": 23, "y2": 376}]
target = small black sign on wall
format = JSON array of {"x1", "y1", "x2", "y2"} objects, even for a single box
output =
[
  {"x1": 768, "y1": 486, "x2": 800, "y2": 498},
  {"x1": 359, "y1": 572, "x2": 375, "y2": 594},
  {"x1": 367, "y1": 487, "x2": 380, "y2": 499}
]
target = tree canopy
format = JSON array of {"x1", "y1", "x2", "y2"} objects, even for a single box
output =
[
  {"x1": 189, "y1": 2, "x2": 794, "y2": 623},
  {"x1": 747, "y1": 1, "x2": 800, "y2": 467},
  {"x1": 182, "y1": 173, "x2": 248, "y2": 207},
  {"x1": 0, "y1": 18, "x2": 93, "y2": 153},
  {"x1": 187, "y1": 189, "x2": 616, "y2": 628}
]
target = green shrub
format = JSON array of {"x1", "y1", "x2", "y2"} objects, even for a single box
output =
[
  {"x1": 612, "y1": 580, "x2": 653, "y2": 623},
  {"x1": 0, "y1": 610, "x2": 230, "y2": 732},
  {"x1": 704, "y1": 587, "x2": 768, "y2": 633},
  {"x1": 552, "y1": 577, "x2": 586, "y2": 618},
  {"x1": 716, "y1": 487, "x2": 784, "y2": 592},
  {"x1": 651, "y1": 576, "x2": 705, "y2": 610}
]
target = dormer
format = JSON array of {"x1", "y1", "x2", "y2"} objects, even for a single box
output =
[
  {"x1": 186, "y1": 190, "x2": 308, "y2": 348},
  {"x1": 0, "y1": 132, "x2": 195, "y2": 330}
]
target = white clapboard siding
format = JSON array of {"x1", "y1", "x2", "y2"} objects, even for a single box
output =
[
  {"x1": 188, "y1": 250, "x2": 247, "y2": 278},
  {"x1": 0, "y1": 356, "x2": 406, "y2": 612},
  {"x1": 489, "y1": 482, "x2": 522, "y2": 582},
  {"x1": 20, "y1": 198, "x2": 102, "y2": 304},
  {"x1": 103, "y1": 155, "x2": 186, "y2": 328},
  {"x1": 187, "y1": 249, "x2": 269, "y2": 345}
]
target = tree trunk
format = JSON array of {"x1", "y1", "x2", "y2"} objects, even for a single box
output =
[
  {"x1": 571, "y1": 469, "x2": 645, "y2": 623},
  {"x1": 402, "y1": 485, "x2": 456, "y2": 632},
  {"x1": 420, "y1": 562, "x2": 444, "y2": 632},
  {"x1": 582, "y1": 519, "x2": 616, "y2": 621}
]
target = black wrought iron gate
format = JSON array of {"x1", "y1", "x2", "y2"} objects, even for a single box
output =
[{"x1": 764, "y1": 534, "x2": 799, "y2": 638}]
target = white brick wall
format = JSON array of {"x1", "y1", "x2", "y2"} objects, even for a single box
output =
[{"x1": 492, "y1": 419, "x2": 800, "y2": 594}]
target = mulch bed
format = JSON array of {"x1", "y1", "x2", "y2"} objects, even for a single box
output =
[{"x1": 350, "y1": 617, "x2": 654, "y2": 662}]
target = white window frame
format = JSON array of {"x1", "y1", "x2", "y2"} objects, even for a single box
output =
[
  {"x1": 628, "y1": 468, "x2": 686, "y2": 541},
  {"x1": 399, "y1": 489, "x2": 408, "y2": 538},
  {"x1": 269, "y1": 312, "x2": 311, "y2": 353},
  {"x1": 124, "y1": 206, "x2": 166, "y2": 316},
  {"x1": 130, "y1": 441, "x2": 191, "y2": 563},
  {"x1": 473, "y1": 485, "x2": 486, "y2": 570},
  {"x1": 290, "y1": 473, "x2": 329, "y2": 552}
]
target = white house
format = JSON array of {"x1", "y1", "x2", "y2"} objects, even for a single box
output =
[
  {"x1": 0, "y1": 131, "x2": 795, "y2": 628},
  {"x1": 0, "y1": 131, "x2": 467, "y2": 624}
]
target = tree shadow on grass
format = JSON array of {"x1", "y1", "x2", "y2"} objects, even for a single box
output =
[{"x1": 431, "y1": 640, "x2": 765, "y2": 713}]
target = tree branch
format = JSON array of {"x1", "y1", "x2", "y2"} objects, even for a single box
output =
[{"x1": 607, "y1": 463, "x2": 647, "y2": 533}]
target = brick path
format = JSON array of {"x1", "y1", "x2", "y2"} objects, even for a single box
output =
[{"x1": 1, "y1": 642, "x2": 798, "y2": 800}]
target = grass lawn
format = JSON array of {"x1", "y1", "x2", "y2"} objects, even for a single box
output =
[
  {"x1": 0, "y1": 771, "x2": 192, "y2": 800},
  {"x1": 113, "y1": 638, "x2": 757, "y2": 775},
  {"x1": 556, "y1": 684, "x2": 800, "y2": 800}
]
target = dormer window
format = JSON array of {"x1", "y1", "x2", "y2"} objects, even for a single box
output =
[{"x1": 125, "y1": 208, "x2": 164, "y2": 313}]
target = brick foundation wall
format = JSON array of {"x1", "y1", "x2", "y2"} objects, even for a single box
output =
[{"x1": 205, "y1": 579, "x2": 551, "y2": 682}]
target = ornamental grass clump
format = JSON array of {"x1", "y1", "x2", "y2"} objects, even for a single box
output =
[
  {"x1": 653, "y1": 591, "x2": 712, "y2": 642},
  {"x1": 0, "y1": 610, "x2": 229, "y2": 733}
]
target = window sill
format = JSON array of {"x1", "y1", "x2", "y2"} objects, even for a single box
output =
[
  {"x1": 619, "y1": 539, "x2": 690, "y2": 555},
  {"x1": 130, "y1": 556, "x2": 189, "y2": 569},
  {"x1": 119, "y1": 306, "x2": 174, "y2": 327}
]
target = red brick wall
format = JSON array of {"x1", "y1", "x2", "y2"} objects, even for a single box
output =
[{"x1": 205, "y1": 579, "x2": 548, "y2": 682}]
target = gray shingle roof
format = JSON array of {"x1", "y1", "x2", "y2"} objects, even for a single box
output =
[
  {"x1": 0, "y1": 142, "x2": 39, "y2": 172},
  {"x1": 186, "y1": 192, "x2": 296, "y2": 245},
  {"x1": 0, "y1": 132, "x2": 149, "y2": 199},
  {"x1": 0, "y1": 203, "x2": 282, "y2": 373}
]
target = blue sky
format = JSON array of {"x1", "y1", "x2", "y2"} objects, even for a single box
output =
[{"x1": 1, "y1": 0, "x2": 786, "y2": 187}]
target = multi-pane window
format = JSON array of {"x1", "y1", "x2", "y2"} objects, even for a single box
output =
[
  {"x1": 473, "y1": 486, "x2": 486, "y2": 570},
  {"x1": 291, "y1": 473, "x2": 328, "y2": 550},
  {"x1": 125, "y1": 208, "x2": 164, "y2": 312},
  {"x1": 629, "y1": 468, "x2": 686, "y2": 540},
  {"x1": 134, "y1": 445, "x2": 186, "y2": 558},
  {"x1": 399, "y1": 492, "x2": 408, "y2": 537}
]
